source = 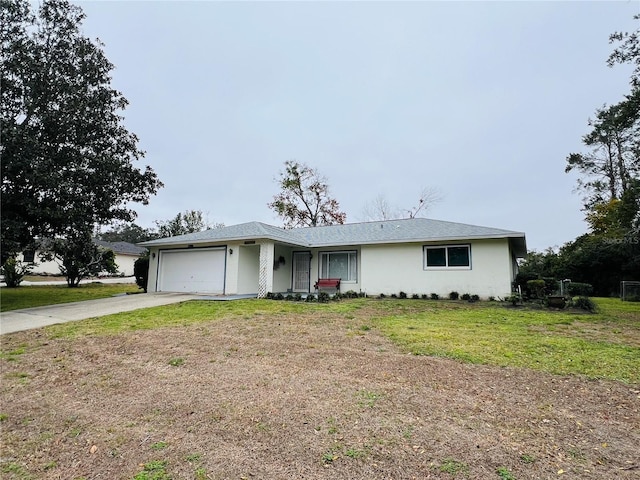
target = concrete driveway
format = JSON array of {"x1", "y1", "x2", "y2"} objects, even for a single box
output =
[{"x1": 0, "y1": 293, "x2": 198, "y2": 335}]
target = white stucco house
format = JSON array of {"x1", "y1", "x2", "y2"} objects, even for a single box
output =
[
  {"x1": 23, "y1": 240, "x2": 146, "y2": 277},
  {"x1": 139, "y1": 218, "x2": 527, "y2": 299}
]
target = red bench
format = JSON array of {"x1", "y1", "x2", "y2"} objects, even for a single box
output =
[{"x1": 314, "y1": 278, "x2": 341, "y2": 292}]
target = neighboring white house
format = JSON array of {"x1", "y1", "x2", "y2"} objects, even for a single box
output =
[
  {"x1": 22, "y1": 240, "x2": 146, "y2": 277},
  {"x1": 139, "y1": 218, "x2": 527, "y2": 299}
]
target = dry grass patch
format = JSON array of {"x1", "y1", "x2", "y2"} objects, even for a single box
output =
[{"x1": 0, "y1": 300, "x2": 638, "y2": 479}]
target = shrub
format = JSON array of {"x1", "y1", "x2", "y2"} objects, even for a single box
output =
[
  {"x1": 412, "y1": 293, "x2": 420, "y2": 299},
  {"x1": 390, "y1": 293, "x2": 398, "y2": 298},
  {"x1": 398, "y1": 291, "x2": 407, "y2": 299},
  {"x1": 526, "y1": 279, "x2": 546, "y2": 299},
  {"x1": 378, "y1": 293, "x2": 386, "y2": 298},
  {"x1": 344, "y1": 290, "x2": 359, "y2": 298},
  {"x1": 449, "y1": 291, "x2": 459, "y2": 300},
  {"x1": 430, "y1": 293, "x2": 440, "y2": 300},
  {"x1": 421, "y1": 294, "x2": 429, "y2": 300},
  {"x1": 470, "y1": 294, "x2": 480, "y2": 302},
  {"x1": 567, "y1": 282, "x2": 593, "y2": 297},
  {"x1": 572, "y1": 296, "x2": 597, "y2": 312},
  {"x1": 305, "y1": 293, "x2": 316, "y2": 302},
  {"x1": 273, "y1": 292, "x2": 284, "y2": 300},
  {"x1": 488, "y1": 296, "x2": 496, "y2": 301},
  {"x1": 1, "y1": 257, "x2": 33, "y2": 288},
  {"x1": 266, "y1": 292, "x2": 274, "y2": 299},
  {"x1": 294, "y1": 293, "x2": 302, "y2": 301},
  {"x1": 317, "y1": 291, "x2": 330, "y2": 303},
  {"x1": 505, "y1": 294, "x2": 521, "y2": 306},
  {"x1": 133, "y1": 255, "x2": 149, "y2": 292},
  {"x1": 284, "y1": 294, "x2": 294, "y2": 301},
  {"x1": 461, "y1": 293, "x2": 471, "y2": 301}
]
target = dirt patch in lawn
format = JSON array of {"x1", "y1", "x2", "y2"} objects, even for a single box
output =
[{"x1": 1, "y1": 311, "x2": 638, "y2": 479}]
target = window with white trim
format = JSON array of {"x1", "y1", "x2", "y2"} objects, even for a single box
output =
[
  {"x1": 423, "y1": 245, "x2": 471, "y2": 269},
  {"x1": 319, "y1": 251, "x2": 357, "y2": 282}
]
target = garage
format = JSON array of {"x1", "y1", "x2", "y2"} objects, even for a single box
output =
[{"x1": 157, "y1": 247, "x2": 226, "y2": 293}]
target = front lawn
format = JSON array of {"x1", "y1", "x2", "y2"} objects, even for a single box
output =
[
  {"x1": 42, "y1": 296, "x2": 640, "y2": 383},
  {"x1": 0, "y1": 282, "x2": 141, "y2": 312},
  {"x1": 1, "y1": 297, "x2": 638, "y2": 480}
]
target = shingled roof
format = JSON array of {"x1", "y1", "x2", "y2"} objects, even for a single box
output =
[{"x1": 140, "y1": 218, "x2": 527, "y2": 256}]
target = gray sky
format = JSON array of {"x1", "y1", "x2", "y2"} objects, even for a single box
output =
[{"x1": 78, "y1": 0, "x2": 638, "y2": 251}]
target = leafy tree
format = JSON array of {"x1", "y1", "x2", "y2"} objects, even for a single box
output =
[
  {"x1": 98, "y1": 222, "x2": 157, "y2": 244},
  {"x1": 608, "y1": 14, "x2": 640, "y2": 87},
  {"x1": 43, "y1": 230, "x2": 118, "y2": 287},
  {"x1": 268, "y1": 160, "x2": 346, "y2": 228},
  {"x1": 155, "y1": 210, "x2": 223, "y2": 238},
  {"x1": 565, "y1": 90, "x2": 639, "y2": 208},
  {"x1": 0, "y1": 0, "x2": 163, "y2": 262}
]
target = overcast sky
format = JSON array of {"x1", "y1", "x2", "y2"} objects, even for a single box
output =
[{"x1": 77, "y1": 0, "x2": 638, "y2": 251}]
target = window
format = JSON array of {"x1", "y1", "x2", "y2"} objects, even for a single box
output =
[
  {"x1": 22, "y1": 250, "x2": 35, "y2": 263},
  {"x1": 320, "y1": 251, "x2": 357, "y2": 282},
  {"x1": 424, "y1": 245, "x2": 470, "y2": 269}
]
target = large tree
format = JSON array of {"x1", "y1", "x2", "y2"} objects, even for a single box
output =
[
  {"x1": 268, "y1": 160, "x2": 346, "y2": 228},
  {"x1": 565, "y1": 91, "x2": 640, "y2": 208},
  {"x1": 98, "y1": 222, "x2": 157, "y2": 244},
  {"x1": 155, "y1": 210, "x2": 223, "y2": 238},
  {"x1": 0, "y1": 0, "x2": 162, "y2": 262}
]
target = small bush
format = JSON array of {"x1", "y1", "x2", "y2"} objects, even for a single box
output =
[
  {"x1": 398, "y1": 291, "x2": 407, "y2": 299},
  {"x1": 294, "y1": 293, "x2": 302, "y2": 301},
  {"x1": 344, "y1": 290, "x2": 359, "y2": 298},
  {"x1": 266, "y1": 292, "x2": 274, "y2": 299},
  {"x1": 461, "y1": 293, "x2": 471, "y2": 301},
  {"x1": 390, "y1": 293, "x2": 398, "y2": 298},
  {"x1": 567, "y1": 282, "x2": 593, "y2": 297},
  {"x1": 1, "y1": 257, "x2": 33, "y2": 288},
  {"x1": 378, "y1": 293, "x2": 386, "y2": 298},
  {"x1": 572, "y1": 296, "x2": 597, "y2": 312},
  {"x1": 449, "y1": 291, "x2": 459, "y2": 300},
  {"x1": 273, "y1": 292, "x2": 284, "y2": 300},
  {"x1": 488, "y1": 296, "x2": 496, "y2": 302},
  {"x1": 421, "y1": 294, "x2": 429, "y2": 300},
  {"x1": 317, "y1": 291, "x2": 330, "y2": 303},
  {"x1": 430, "y1": 293, "x2": 440, "y2": 300},
  {"x1": 470, "y1": 294, "x2": 480, "y2": 302},
  {"x1": 527, "y1": 279, "x2": 546, "y2": 299},
  {"x1": 133, "y1": 254, "x2": 149, "y2": 292},
  {"x1": 305, "y1": 294, "x2": 316, "y2": 302},
  {"x1": 411, "y1": 293, "x2": 420, "y2": 299},
  {"x1": 505, "y1": 294, "x2": 521, "y2": 306},
  {"x1": 284, "y1": 294, "x2": 294, "y2": 301}
]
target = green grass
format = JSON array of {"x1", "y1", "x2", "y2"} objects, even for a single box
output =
[
  {"x1": 13, "y1": 296, "x2": 640, "y2": 383},
  {"x1": 0, "y1": 283, "x2": 140, "y2": 312},
  {"x1": 372, "y1": 298, "x2": 640, "y2": 383},
  {"x1": 45, "y1": 299, "x2": 366, "y2": 338}
]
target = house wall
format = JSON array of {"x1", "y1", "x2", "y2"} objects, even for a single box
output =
[
  {"x1": 273, "y1": 245, "x2": 293, "y2": 293},
  {"x1": 25, "y1": 251, "x2": 138, "y2": 276},
  {"x1": 26, "y1": 251, "x2": 60, "y2": 275},
  {"x1": 237, "y1": 244, "x2": 260, "y2": 294},
  {"x1": 360, "y1": 239, "x2": 513, "y2": 299},
  {"x1": 114, "y1": 254, "x2": 140, "y2": 276}
]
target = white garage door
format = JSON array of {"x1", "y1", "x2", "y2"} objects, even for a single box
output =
[{"x1": 158, "y1": 248, "x2": 226, "y2": 293}]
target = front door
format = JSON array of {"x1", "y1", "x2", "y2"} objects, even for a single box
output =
[{"x1": 292, "y1": 252, "x2": 311, "y2": 292}]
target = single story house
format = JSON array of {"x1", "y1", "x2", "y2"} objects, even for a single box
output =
[
  {"x1": 22, "y1": 240, "x2": 147, "y2": 277},
  {"x1": 139, "y1": 218, "x2": 526, "y2": 299}
]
